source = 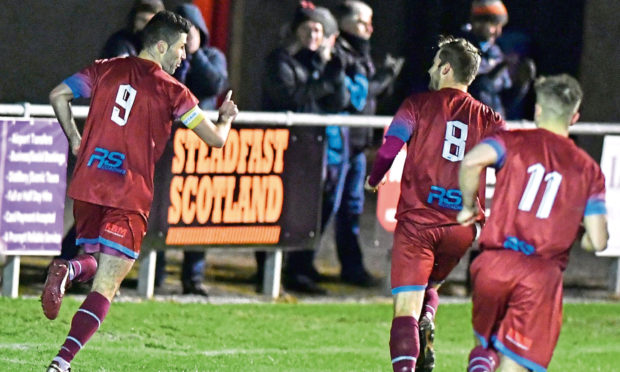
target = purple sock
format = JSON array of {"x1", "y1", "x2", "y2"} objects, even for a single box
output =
[
  {"x1": 69, "y1": 254, "x2": 97, "y2": 282},
  {"x1": 57, "y1": 291, "x2": 110, "y2": 364},
  {"x1": 468, "y1": 345, "x2": 499, "y2": 372},
  {"x1": 390, "y1": 316, "x2": 419, "y2": 372},
  {"x1": 422, "y1": 287, "x2": 439, "y2": 320}
]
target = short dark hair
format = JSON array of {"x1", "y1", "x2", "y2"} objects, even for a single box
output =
[
  {"x1": 436, "y1": 36, "x2": 481, "y2": 85},
  {"x1": 126, "y1": 0, "x2": 165, "y2": 30},
  {"x1": 333, "y1": 0, "x2": 371, "y2": 22},
  {"x1": 141, "y1": 10, "x2": 191, "y2": 48},
  {"x1": 535, "y1": 74, "x2": 583, "y2": 119}
]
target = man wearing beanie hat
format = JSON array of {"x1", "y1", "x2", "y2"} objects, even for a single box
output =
[
  {"x1": 463, "y1": 0, "x2": 536, "y2": 297},
  {"x1": 471, "y1": 0, "x2": 508, "y2": 32},
  {"x1": 320, "y1": 0, "x2": 403, "y2": 289},
  {"x1": 464, "y1": 0, "x2": 535, "y2": 119},
  {"x1": 258, "y1": 2, "x2": 349, "y2": 294}
]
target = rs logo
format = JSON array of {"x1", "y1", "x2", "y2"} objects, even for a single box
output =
[
  {"x1": 427, "y1": 186, "x2": 462, "y2": 210},
  {"x1": 503, "y1": 236, "x2": 535, "y2": 255},
  {"x1": 87, "y1": 147, "x2": 126, "y2": 175}
]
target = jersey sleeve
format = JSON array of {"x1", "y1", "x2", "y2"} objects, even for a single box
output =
[
  {"x1": 385, "y1": 98, "x2": 416, "y2": 142},
  {"x1": 170, "y1": 83, "x2": 200, "y2": 123},
  {"x1": 484, "y1": 110, "x2": 507, "y2": 137},
  {"x1": 584, "y1": 164, "x2": 607, "y2": 216},
  {"x1": 480, "y1": 133, "x2": 507, "y2": 169},
  {"x1": 63, "y1": 61, "x2": 101, "y2": 99}
]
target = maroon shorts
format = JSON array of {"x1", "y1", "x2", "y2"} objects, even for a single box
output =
[
  {"x1": 470, "y1": 250, "x2": 563, "y2": 371},
  {"x1": 390, "y1": 220, "x2": 475, "y2": 293},
  {"x1": 73, "y1": 200, "x2": 147, "y2": 260}
]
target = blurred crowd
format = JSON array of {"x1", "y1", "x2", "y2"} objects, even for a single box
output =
[{"x1": 60, "y1": 0, "x2": 537, "y2": 296}]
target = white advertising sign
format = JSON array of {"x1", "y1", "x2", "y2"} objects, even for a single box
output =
[{"x1": 597, "y1": 135, "x2": 620, "y2": 256}]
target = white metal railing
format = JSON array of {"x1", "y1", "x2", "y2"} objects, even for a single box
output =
[
  {"x1": 1, "y1": 103, "x2": 620, "y2": 133},
  {"x1": 2, "y1": 102, "x2": 620, "y2": 298}
]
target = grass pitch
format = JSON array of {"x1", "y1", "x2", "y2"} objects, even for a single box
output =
[{"x1": 1, "y1": 297, "x2": 619, "y2": 371}]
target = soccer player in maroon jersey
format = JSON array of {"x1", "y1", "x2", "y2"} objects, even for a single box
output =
[
  {"x1": 365, "y1": 36, "x2": 505, "y2": 372},
  {"x1": 458, "y1": 74, "x2": 608, "y2": 372},
  {"x1": 42, "y1": 11, "x2": 238, "y2": 372}
]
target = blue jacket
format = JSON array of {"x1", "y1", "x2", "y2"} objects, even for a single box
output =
[
  {"x1": 174, "y1": 3, "x2": 228, "y2": 110},
  {"x1": 333, "y1": 31, "x2": 398, "y2": 154},
  {"x1": 465, "y1": 32, "x2": 513, "y2": 118}
]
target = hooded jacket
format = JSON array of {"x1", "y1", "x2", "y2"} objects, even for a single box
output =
[{"x1": 173, "y1": 3, "x2": 228, "y2": 110}]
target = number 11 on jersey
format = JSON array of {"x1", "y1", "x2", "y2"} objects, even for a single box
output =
[{"x1": 518, "y1": 163, "x2": 562, "y2": 219}]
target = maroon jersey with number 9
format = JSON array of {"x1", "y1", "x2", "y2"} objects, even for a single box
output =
[{"x1": 63, "y1": 56, "x2": 199, "y2": 216}]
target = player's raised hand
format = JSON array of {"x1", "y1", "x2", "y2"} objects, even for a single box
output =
[
  {"x1": 457, "y1": 206, "x2": 477, "y2": 226},
  {"x1": 218, "y1": 90, "x2": 238, "y2": 123}
]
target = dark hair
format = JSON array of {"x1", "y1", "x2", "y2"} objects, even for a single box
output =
[
  {"x1": 436, "y1": 36, "x2": 481, "y2": 85},
  {"x1": 534, "y1": 74, "x2": 583, "y2": 118},
  {"x1": 126, "y1": 0, "x2": 165, "y2": 30},
  {"x1": 141, "y1": 10, "x2": 191, "y2": 48},
  {"x1": 332, "y1": 0, "x2": 370, "y2": 22}
]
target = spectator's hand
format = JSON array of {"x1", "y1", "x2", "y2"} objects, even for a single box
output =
[
  {"x1": 187, "y1": 25, "x2": 201, "y2": 55},
  {"x1": 515, "y1": 58, "x2": 536, "y2": 87},
  {"x1": 319, "y1": 33, "x2": 339, "y2": 62},
  {"x1": 323, "y1": 56, "x2": 344, "y2": 81},
  {"x1": 384, "y1": 54, "x2": 405, "y2": 77},
  {"x1": 457, "y1": 206, "x2": 478, "y2": 226},
  {"x1": 218, "y1": 90, "x2": 238, "y2": 123}
]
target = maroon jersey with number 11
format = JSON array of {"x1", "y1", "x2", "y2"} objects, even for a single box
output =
[{"x1": 479, "y1": 128, "x2": 606, "y2": 270}]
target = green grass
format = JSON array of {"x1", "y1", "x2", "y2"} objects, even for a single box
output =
[{"x1": 1, "y1": 298, "x2": 619, "y2": 371}]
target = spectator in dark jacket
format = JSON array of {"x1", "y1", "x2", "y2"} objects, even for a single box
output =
[
  {"x1": 463, "y1": 0, "x2": 536, "y2": 118},
  {"x1": 327, "y1": 0, "x2": 403, "y2": 286},
  {"x1": 257, "y1": 2, "x2": 348, "y2": 294},
  {"x1": 100, "y1": 0, "x2": 165, "y2": 58},
  {"x1": 262, "y1": 5, "x2": 347, "y2": 114},
  {"x1": 154, "y1": 3, "x2": 230, "y2": 296}
]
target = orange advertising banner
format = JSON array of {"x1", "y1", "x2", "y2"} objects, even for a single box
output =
[{"x1": 147, "y1": 125, "x2": 325, "y2": 250}]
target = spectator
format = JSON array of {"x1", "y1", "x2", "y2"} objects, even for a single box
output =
[
  {"x1": 463, "y1": 0, "x2": 536, "y2": 119},
  {"x1": 153, "y1": 3, "x2": 230, "y2": 297},
  {"x1": 461, "y1": 0, "x2": 536, "y2": 293},
  {"x1": 100, "y1": 0, "x2": 165, "y2": 58},
  {"x1": 257, "y1": 2, "x2": 348, "y2": 294},
  {"x1": 327, "y1": 0, "x2": 404, "y2": 287}
]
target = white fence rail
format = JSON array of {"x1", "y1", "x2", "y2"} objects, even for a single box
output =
[
  {"x1": 2, "y1": 102, "x2": 620, "y2": 133},
  {"x1": 1, "y1": 103, "x2": 620, "y2": 298}
]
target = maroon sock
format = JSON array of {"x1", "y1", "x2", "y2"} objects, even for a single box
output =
[
  {"x1": 69, "y1": 254, "x2": 97, "y2": 282},
  {"x1": 390, "y1": 316, "x2": 419, "y2": 372},
  {"x1": 467, "y1": 345, "x2": 499, "y2": 372},
  {"x1": 422, "y1": 287, "x2": 439, "y2": 320},
  {"x1": 57, "y1": 291, "x2": 110, "y2": 364}
]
